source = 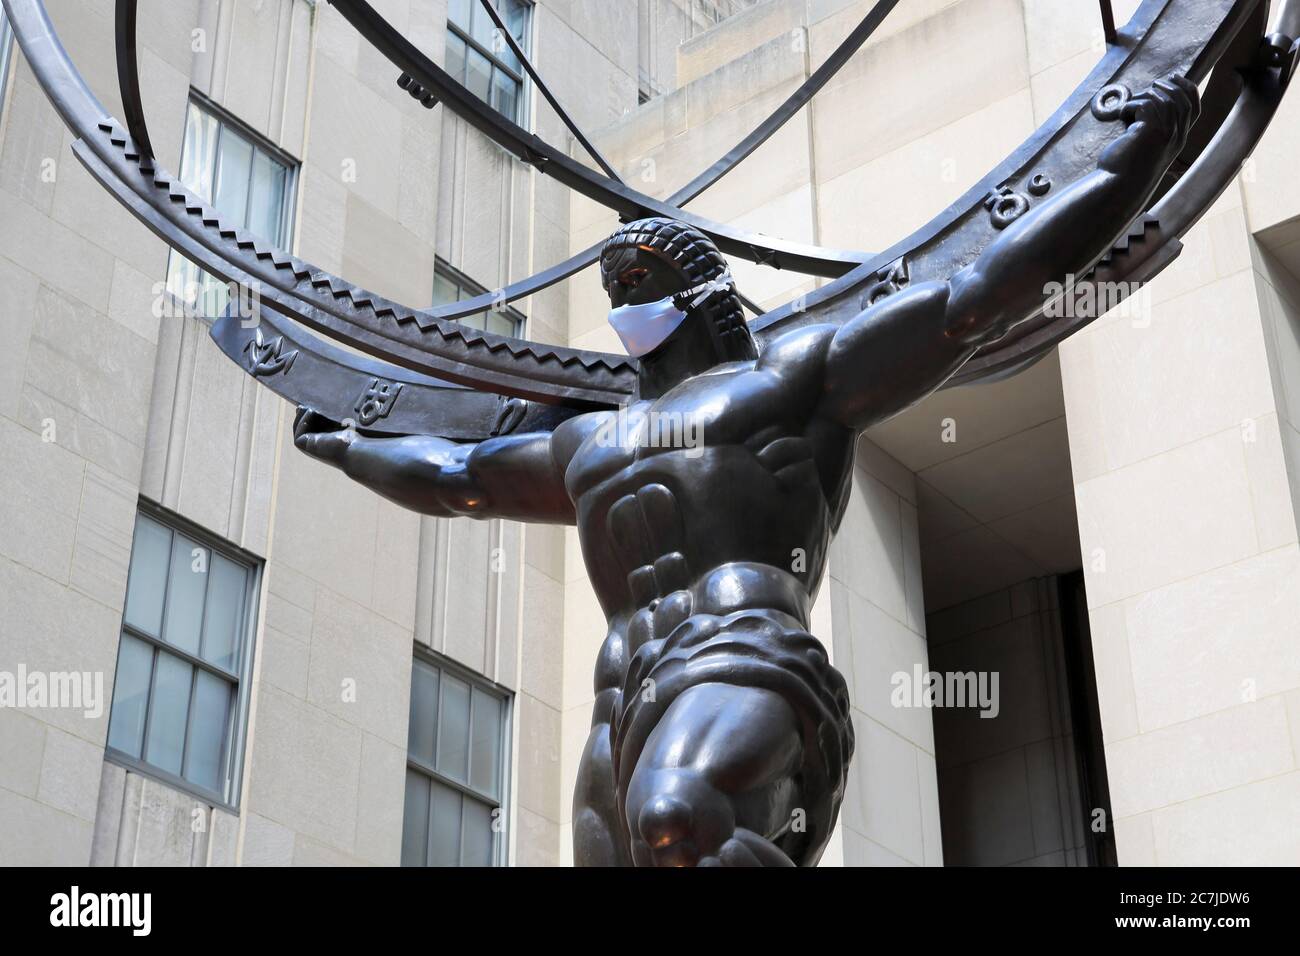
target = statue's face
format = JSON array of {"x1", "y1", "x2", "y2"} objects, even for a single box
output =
[{"x1": 603, "y1": 244, "x2": 690, "y2": 310}]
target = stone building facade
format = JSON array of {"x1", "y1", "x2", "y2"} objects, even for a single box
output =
[{"x1": 1, "y1": 0, "x2": 1298, "y2": 866}]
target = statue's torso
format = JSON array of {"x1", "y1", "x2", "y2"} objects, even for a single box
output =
[{"x1": 559, "y1": 331, "x2": 856, "y2": 631}]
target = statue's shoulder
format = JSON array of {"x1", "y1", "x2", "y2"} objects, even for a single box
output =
[
  {"x1": 755, "y1": 323, "x2": 837, "y2": 379},
  {"x1": 551, "y1": 408, "x2": 618, "y2": 466}
]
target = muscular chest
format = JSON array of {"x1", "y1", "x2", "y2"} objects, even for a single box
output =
[{"x1": 564, "y1": 365, "x2": 800, "y2": 499}]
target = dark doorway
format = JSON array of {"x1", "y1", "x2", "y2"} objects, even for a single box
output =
[{"x1": 927, "y1": 573, "x2": 1115, "y2": 866}]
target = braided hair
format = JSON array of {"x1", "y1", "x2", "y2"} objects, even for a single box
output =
[{"x1": 600, "y1": 217, "x2": 757, "y2": 362}]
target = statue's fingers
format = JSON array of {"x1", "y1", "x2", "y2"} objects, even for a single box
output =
[
  {"x1": 1171, "y1": 74, "x2": 1202, "y2": 129},
  {"x1": 293, "y1": 405, "x2": 312, "y2": 439},
  {"x1": 1148, "y1": 82, "x2": 1176, "y2": 112},
  {"x1": 1121, "y1": 91, "x2": 1156, "y2": 125},
  {"x1": 296, "y1": 427, "x2": 353, "y2": 463},
  {"x1": 1154, "y1": 77, "x2": 1191, "y2": 122},
  {"x1": 293, "y1": 406, "x2": 345, "y2": 443},
  {"x1": 294, "y1": 428, "x2": 322, "y2": 454},
  {"x1": 1170, "y1": 73, "x2": 1200, "y2": 106},
  {"x1": 1158, "y1": 75, "x2": 1199, "y2": 135},
  {"x1": 1152, "y1": 76, "x2": 1179, "y2": 96},
  {"x1": 294, "y1": 406, "x2": 333, "y2": 442},
  {"x1": 492, "y1": 397, "x2": 527, "y2": 436}
]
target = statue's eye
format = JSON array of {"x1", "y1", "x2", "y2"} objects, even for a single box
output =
[{"x1": 620, "y1": 269, "x2": 649, "y2": 288}]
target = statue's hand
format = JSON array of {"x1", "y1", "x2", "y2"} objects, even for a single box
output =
[
  {"x1": 1120, "y1": 73, "x2": 1201, "y2": 164},
  {"x1": 491, "y1": 396, "x2": 528, "y2": 436},
  {"x1": 293, "y1": 405, "x2": 356, "y2": 466}
]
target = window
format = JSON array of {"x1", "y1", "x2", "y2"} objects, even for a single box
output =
[
  {"x1": 0, "y1": 8, "x2": 13, "y2": 126},
  {"x1": 402, "y1": 654, "x2": 511, "y2": 866},
  {"x1": 433, "y1": 258, "x2": 526, "y2": 336},
  {"x1": 165, "y1": 96, "x2": 297, "y2": 319},
  {"x1": 446, "y1": 0, "x2": 531, "y2": 124},
  {"x1": 106, "y1": 507, "x2": 259, "y2": 806}
]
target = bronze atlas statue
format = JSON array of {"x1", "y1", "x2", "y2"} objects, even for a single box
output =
[{"x1": 5, "y1": 0, "x2": 1296, "y2": 864}]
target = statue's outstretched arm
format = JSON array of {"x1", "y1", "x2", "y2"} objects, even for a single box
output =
[
  {"x1": 821, "y1": 74, "x2": 1200, "y2": 430},
  {"x1": 292, "y1": 407, "x2": 577, "y2": 524}
]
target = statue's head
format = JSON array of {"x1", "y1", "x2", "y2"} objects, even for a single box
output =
[{"x1": 600, "y1": 217, "x2": 755, "y2": 362}]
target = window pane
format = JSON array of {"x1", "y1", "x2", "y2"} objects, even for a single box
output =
[
  {"x1": 495, "y1": 30, "x2": 522, "y2": 75},
  {"x1": 403, "y1": 656, "x2": 509, "y2": 866},
  {"x1": 407, "y1": 660, "x2": 439, "y2": 767},
  {"x1": 492, "y1": 68, "x2": 519, "y2": 124},
  {"x1": 247, "y1": 150, "x2": 288, "y2": 244},
  {"x1": 161, "y1": 534, "x2": 208, "y2": 656},
  {"x1": 486, "y1": 310, "x2": 517, "y2": 337},
  {"x1": 213, "y1": 129, "x2": 253, "y2": 230},
  {"x1": 505, "y1": 0, "x2": 529, "y2": 47},
  {"x1": 165, "y1": 251, "x2": 202, "y2": 305},
  {"x1": 446, "y1": 30, "x2": 467, "y2": 84},
  {"x1": 0, "y1": 13, "x2": 14, "y2": 129},
  {"x1": 462, "y1": 798, "x2": 495, "y2": 866},
  {"x1": 123, "y1": 516, "x2": 172, "y2": 638},
  {"x1": 428, "y1": 779, "x2": 462, "y2": 867},
  {"x1": 115, "y1": 509, "x2": 260, "y2": 803},
  {"x1": 459, "y1": 313, "x2": 486, "y2": 331},
  {"x1": 468, "y1": 1, "x2": 496, "y2": 50},
  {"x1": 169, "y1": 102, "x2": 297, "y2": 315},
  {"x1": 402, "y1": 770, "x2": 431, "y2": 866},
  {"x1": 500, "y1": 0, "x2": 528, "y2": 72},
  {"x1": 107, "y1": 635, "x2": 155, "y2": 759},
  {"x1": 448, "y1": 0, "x2": 470, "y2": 31},
  {"x1": 469, "y1": 687, "x2": 502, "y2": 797},
  {"x1": 432, "y1": 271, "x2": 460, "y2": 307},
  {"x1": 465, "y1": 47, "x2": 492, "y2": 103},
  {"x1": 196, "y1": 273, "x2": 231, "y2": 321},
  {"x1": 178, "y1": 105, "x2": 219, "y2": 201},
  {"x1": 200, "y1": 553, "x2": 245, "y2": 672},
  {"x1": 436, "y1": 673, "x2": 471, "y2": 782},
  {"x1": 498, "y1": 44, "x2": 522, "y2": 77},
  {"x1": 144, "y1": 652, "x2": 193, "y2": 776},
  {"x1": 183, "y1": 670, "x2": 231, "y2": 793}
]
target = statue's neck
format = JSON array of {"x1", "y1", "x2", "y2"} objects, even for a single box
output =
[{"x1": 635, "y1": 314, "x2": 726, "y2": 400}]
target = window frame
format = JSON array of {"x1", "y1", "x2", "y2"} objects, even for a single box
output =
[
  {"x1": 446, "y1": 0, "x2": 533, "y2": 126},
  {"x1": 432, "y1": 256, "x2": 527, "y2": 337},
  {"x1": 403, "y1": 647, "x2": 514, "y2": 867},
  {"x1": 0, "y1": 8, "x2": 14, "y2": 131},
  {"x1": 104, "y1": 499, "x2": 262, "y2": 812},
  {"x1": 185, "y1": 89, "x2": 300, "y2": 242},
  {"x1": 165, "y1": 90, "x2": 300, "y2": 312}
]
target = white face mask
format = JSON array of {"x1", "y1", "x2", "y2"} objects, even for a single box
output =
[{"x1": 608, "y1": 273, "x2": 733, "y2": 358}]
